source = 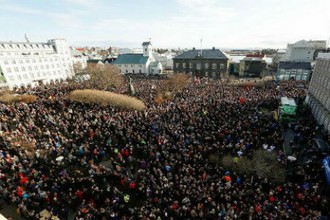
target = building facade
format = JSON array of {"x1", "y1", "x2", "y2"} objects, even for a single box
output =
[
  {"x1": 173, "y1": 47, "x2": 228, "y2": 78},
  {"x1": 112, "y1": 41, "x2": 163, "y2": 75},
  {"x1": 238, "y1": 54, "x2": 267, "y2": 77},
  {"x1": 71, "y1": 49, "x2": 88, "y2": 71},
  {"x1": 307, "y1": 53, "x2": 330, "y2": 133},
  {"x1": 0, "y1": 38, "x2": 74, "y2": 89},
  {"x1": 276, "y1": 61, "x2": 311, "y2": 81},
  {"x1": 285, "y1": 40, "x2": 326, "y2": 62}
]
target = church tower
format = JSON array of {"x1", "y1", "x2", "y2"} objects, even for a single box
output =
[{"x1": 142, "y1": 41, "x2": 152, "y2": 57}]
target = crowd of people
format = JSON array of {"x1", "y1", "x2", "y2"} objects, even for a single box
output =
[{"x1": 0, "y1": 77, "x2": 329, "y2": 219}]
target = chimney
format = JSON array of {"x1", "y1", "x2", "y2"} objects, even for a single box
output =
[
  {"x1": 193, "y1": 47, "x2": 195, "y2": 50},
  {"x1": 212, "y1": 47, "x2": 215, "y2": 51}
]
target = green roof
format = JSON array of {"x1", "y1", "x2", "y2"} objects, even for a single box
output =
[{"x1": 112, "y1": 54, "x2": 149, "y2": 64}]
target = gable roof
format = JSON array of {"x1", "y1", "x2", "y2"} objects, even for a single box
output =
[
  {"x1": 278, "y1": 61, "x2": 311, "y2": 70},
  {"x1": 174, "y1": 49, "x2": 228, "y2": 60},
  {"x1": 142, "y1": 41, "x2": 151, "y2": 46},
  {"x1": 112, "y1": 54, "x2": 149, "y2": 64}
]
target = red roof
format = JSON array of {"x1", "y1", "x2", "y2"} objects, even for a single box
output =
[
  {"x1": 246, "y1": 54, "x2": 264, "y2": 58},
  {"x1": 76, "y1": 47, "x2": 84, "y2": 51}
]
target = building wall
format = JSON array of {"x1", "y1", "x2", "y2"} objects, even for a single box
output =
[
  {"x1": 72, "y1": 56, "x2": 88, "y2": 70},
  {"x1": 307, "y1": 55, "x2": 330, "y2": 133},
  {"x1": 287, "y1": 47, "x2": 314, "y2": 62},
  {"x1": 115, "y1": 64, "x2": 146, "y2": 74},
  {"x1": 173, "y1": 58, "x2": 228, "y2": 78},
  {"x1": 0, "y1": 39, "x2": 73, "y2": 89},
  {"x1": 276, "y1": 68, "x2": 311, "y2": 81}
]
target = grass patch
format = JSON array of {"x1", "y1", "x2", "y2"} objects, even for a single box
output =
[
  {"x1": 0, "y1": 92, "x2": 37, "y2": 104},
  {"x1": 68, "y1": 89, "x2": 146, "y2": 110}
]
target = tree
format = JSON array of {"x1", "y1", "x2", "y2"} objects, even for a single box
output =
[
  {"x1": 154, "y1": 73, "x2": 189, "y2": 103},
  {"x1": 85, "y1": 63, "x2": 124, "y2": 90},
  {"x1": 221, "y1": 149, "x2": 286, "y2": 183}
]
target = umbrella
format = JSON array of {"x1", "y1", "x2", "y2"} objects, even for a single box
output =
[
  {"x1": 287, "y1": 156, "x2": 297, "y2": 161},
  {"x1": 56, "y1": 156, "x2": 64, "y2": 162}
]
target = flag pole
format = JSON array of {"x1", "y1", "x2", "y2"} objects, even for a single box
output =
[{"x1": 200, "y1": 38, "x2": 203, "y2": 57}]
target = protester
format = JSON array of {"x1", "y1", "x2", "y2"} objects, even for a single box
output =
[{"x1": 0, "y1": 78, "x2": 329, "y2": 219}]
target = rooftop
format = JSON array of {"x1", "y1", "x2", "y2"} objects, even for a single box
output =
[
  {"x1": 174, "y1": 48, "x2": 228, "y2": 59},
  {"x1": 278, "y1": 61, "x2": 312, "y2": 70},
  {"x1": 112, "y1": 54, "x2": 149, "y2": 64}
]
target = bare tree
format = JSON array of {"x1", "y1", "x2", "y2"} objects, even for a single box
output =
[{"x1": 85, "y1": 63, "x2": 124, "y2": 90}]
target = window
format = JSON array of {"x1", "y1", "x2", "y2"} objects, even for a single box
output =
[
  {"x1": 12, "y1": 60, "x2": 16, "y2": 64},
  {"x1": 21, "y1": 67, "x2": 26, "y2": 71},
  {"x1": 4, "y1": 60, "x2": 8, "y2": 65},
  {"x1": 6, "y1": 67, "x2": 11, "y2": 73},
  {"x1": 34, "y1": 66, "x2": 38, "y2": 70},
  {"x1": 182, "y1": 63, "x2": 186, "y2": 68},
  {"x1": 176, "y1": 63, "x2": 179, "y2": 68},
  {"x1": 56, "y1": 64, "x2": 60, "y2": 68},
  {"x1": 189, "y1": 62, "x2": 193, "y2": 68},
  {"x1": 46, "y1": 64, "x2": 49, "y2": 69},
  {"x1": 23, "y1": 74, "x2": 28, "y2": 79},
  {"x1": 32, "y1": 59, "x2": 36, "y2": 63},
  {"x1": 14, "y1": 67, "x2": 19, "y2": 72},
  {"x1": 28, "y1": 66, "x2": 32, "y2": 71},
  {"x1": 220, "y1": 64, "x2": 225, "y2": 70},
  {"x1": 205, "y1": 63, "x2": 209, "y2": 69},
  {"x1": 196, "y1": 63, "x2": 201, "y2": 70},
  {"x1": 212, "y1": 63, "x2": 217, "y2": 69},
  {"x1": 17, "y1": 75, "x2": 22, "y2": 80},
  {"x1": 36, "y1": 72, "x2": 40, "y2": 77},
  {"x1": 26, "y1": 60, "x2": 30, "y2": 64},
  {"x1": 9, "y1": 76, "x2": 14, "y2": 81},
  {"x1": 19, "y1": 60, "x2": 23, "y2": 64}
]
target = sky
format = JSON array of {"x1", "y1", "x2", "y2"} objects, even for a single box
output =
[{"x1": 0, "y1": 0, "x2": 329, "y2": 49}]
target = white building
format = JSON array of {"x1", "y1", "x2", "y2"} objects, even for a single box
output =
[
  {"x1": 71, "y1": 49, "x2": 88, "y2": 70},
  {"x1": 112, "y1": 41, "x2": 163, "y2": 75},
  {"x1": 307, "y1": 52, "x2": 330, "y2": 133},
  {"x1": 153, "y1": 52, "x2": 174, "y2": 70},
  {"x1": 285, "y1": 40, "x2": 326, "y2": 62},
  {"x1": 0, "y1": 38, "x2": 74, "y2": 89}
]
